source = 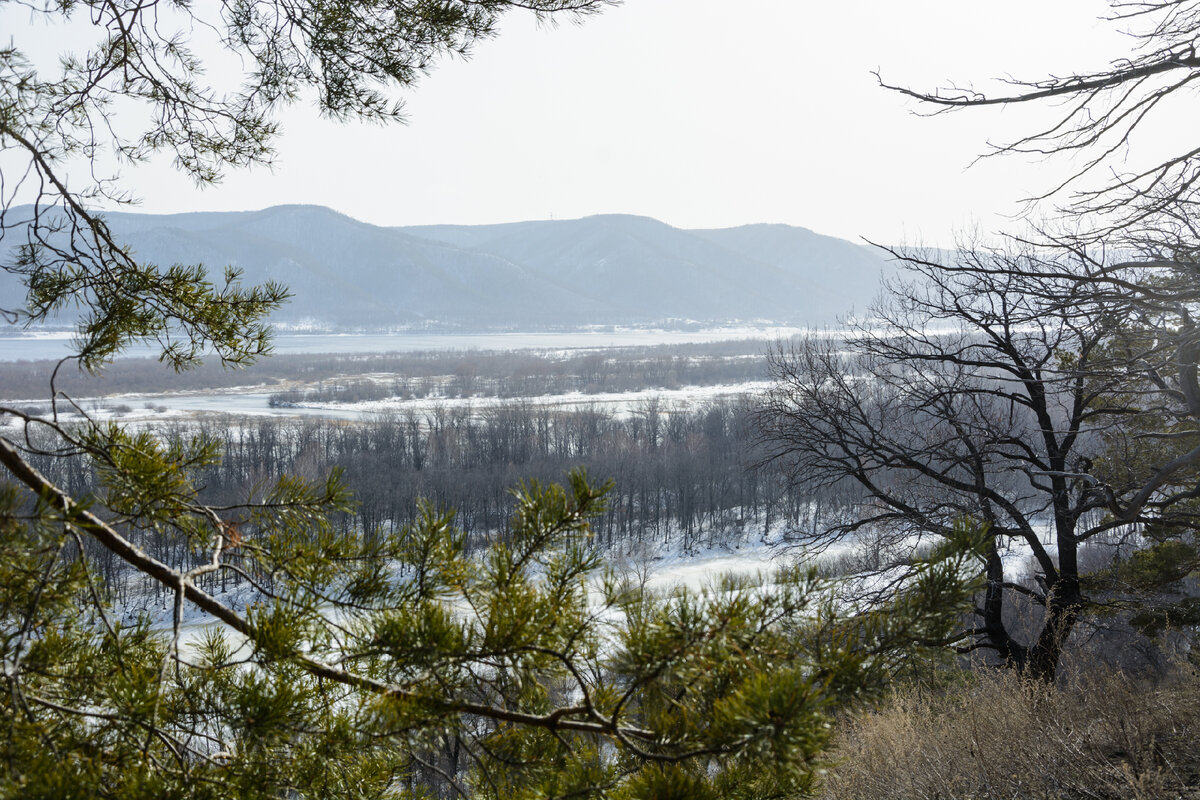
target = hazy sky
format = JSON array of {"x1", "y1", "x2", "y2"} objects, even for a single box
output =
[{"x1": 13, "y1": 1, "x2": 1138, "y2": 245}]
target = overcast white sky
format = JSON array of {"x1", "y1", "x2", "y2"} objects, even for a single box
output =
[{"x1": 12, "y1": 0, "x2": 1139, "y2": 246}]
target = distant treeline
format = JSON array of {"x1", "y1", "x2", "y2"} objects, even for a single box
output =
[
  {"x1": 26, "y1": 395, "x2": 856, "y2": 605},
  {"x1": 1, "y1": 339, "x2": 773, "y2": 400}
]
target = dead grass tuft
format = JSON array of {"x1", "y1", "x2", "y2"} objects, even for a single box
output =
[{"x1": 820, "y1": 662, "x2": 1200, "y2": 799}]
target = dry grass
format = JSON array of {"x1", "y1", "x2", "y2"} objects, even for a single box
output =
[{"x1": 820, "y1": 661, "x2": 1200, "y2": 800}]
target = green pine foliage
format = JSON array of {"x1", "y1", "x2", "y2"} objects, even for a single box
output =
[
  {"x1": 1101, "y1": 534, "x2": 1200, "y2": 638},
  {"x1": 0, "y1": 464, "x2": 985, "y2": 798}
]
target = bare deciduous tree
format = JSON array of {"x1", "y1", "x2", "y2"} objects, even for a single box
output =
[
  {"x1": 881, "y1": 0, "x2": 1200, "y2": 240},
  {"x1": 872, "y1": 3, "x2": 1200, "y2": 648},
  {"x1": 758, "y1": 242, "x2": 1199, "y2": 680}
]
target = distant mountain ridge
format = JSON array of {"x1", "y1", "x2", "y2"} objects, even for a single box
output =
[{"x1": 1, "y1": 205, "x2": 893, "y2": 330}]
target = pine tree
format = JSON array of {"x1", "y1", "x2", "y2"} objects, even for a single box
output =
[{"x1": 0, "y1": 3, "x2": 981, "y2": 796}]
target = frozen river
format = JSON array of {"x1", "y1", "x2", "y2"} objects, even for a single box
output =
[
  {"x1": 2, "y1": 326, "x2": 783, "y2": 419},
  {"x1": 51, "y1": 381, "x2": 773, "y2": 424},
  {"x1": 0, "y1": 326, "x2": 805, "y2": 362}
]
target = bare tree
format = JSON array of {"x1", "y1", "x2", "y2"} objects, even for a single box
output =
[
  {"x1": 881, "y1": 0, "x2": 1200, "y2": 240},
  {"x1": 875, "y1": 3, "x2": 1200, "y2": 638},
  {"x1": 758, "y1": 242, "x2": 1199, "y2": 680}
]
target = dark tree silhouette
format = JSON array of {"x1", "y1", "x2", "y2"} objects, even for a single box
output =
[{"x1": 758, "y1": 242, "x2": 1199, "y2": 680}]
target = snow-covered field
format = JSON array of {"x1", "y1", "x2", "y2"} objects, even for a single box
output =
[
  {"x1": 6, "y1": 380, "x2": 773, "y2": 428},
  {"x1": 298, "y1": 381, "x2": 771, "y2": 420}
]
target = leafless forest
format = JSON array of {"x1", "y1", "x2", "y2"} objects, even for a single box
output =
[{"x1": 4, "y1": 339, "x2": 856, "y2": 607}]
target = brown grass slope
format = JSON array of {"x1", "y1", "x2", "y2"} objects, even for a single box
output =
[{"x1": 821, "y1": 663, "x2": 1200, "y2": 800}]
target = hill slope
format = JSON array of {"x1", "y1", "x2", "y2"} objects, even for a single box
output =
[{"x1": 2, "y1": 206, "x2": 893, "y2": 329}]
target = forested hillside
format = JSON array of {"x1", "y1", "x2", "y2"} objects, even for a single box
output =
[{"x1": 0, "y1": 205, "x2": 891, "y2": 329}]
